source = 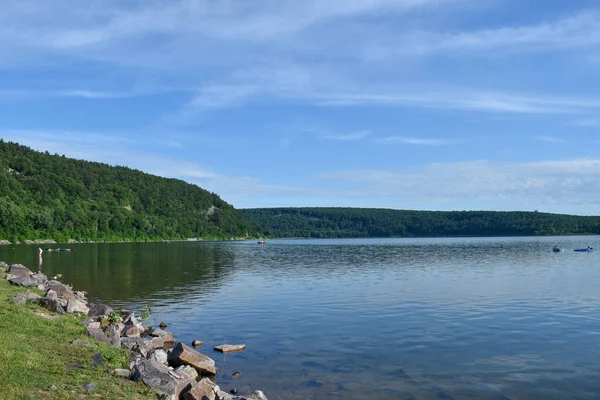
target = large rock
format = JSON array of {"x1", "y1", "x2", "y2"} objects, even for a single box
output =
[
  {"x1": 148, "y1": 349, "x2": 169, "y2": 365},
  {"x1": 7, "y1": 264, "x2": 33, "y2": 278},
  {"x1": 168, "y1": 342, "x2": 217, "y2": 375},
  {"x1": 85, "y1": 326, "x2": 111, "y2": 344},
  {"x1": 183, "y1": 377, "x2": 219, "y2": 400},
  {"x1": 8, "y1": 293, "x2": 27, "y2": 305},
  {"x1": 66, "y1": 298, "x2": 90, "y2": 315},
  {"x1": 214, "y1": 344, "x2": 246, "y2": 353},
  {"x1": 45, "y1": 280, "x2": 75, "y2": 298},
  {"x1": 39, "y1": 297, "x2": 66, "y2": 313},
  {"x1": 9, "y1": 272, "x2": 47, "y2": 287},
  {"x1": 132, "y1": 358, "x2": 195, "y2": 400},
  {"x1": 87, "y1": 303, "x2": 114, "y2": 318}
]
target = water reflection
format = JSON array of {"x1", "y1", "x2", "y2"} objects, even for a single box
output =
[{"x1": 1, "y1": 236, "x2": 600, "y2": 399}]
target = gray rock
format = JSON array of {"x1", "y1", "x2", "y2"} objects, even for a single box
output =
[
  {"x1": 248, "y1": 391, "x2": 269, "y2": 400},
  {"x1": 121, "y1": 337, "x2": 145, "y2": 351},
  {"x1": 7, "y1": 264, "x2": 33, "y2": 278},
  {"x1": 66, "y1": 298, "x2": 89, "y2": 315},
  {"x1": 150, "y1": 328, "x2": 169, "y2": 337},
  {"x1": 39, "y1": 297, "x2": 66, "y2": 313},
  {"x1": 9, "y1": 272, "x2": 47, "y2": 287},
  {"x1": 85, "y1": 327, "x2": 111, "y2": 344},
  {"x1": 113, "y1": 368, "x2": 131, "y2": 378},
  {"x1": 149, "y1": 349, "x2": 169, "y2": 365},
  {"x1": 125, "y1": 326, "x2": 141, "y2": 338},
  {"x1": 173, "y1": 365, "x2": 198, "y2": 382},
  {"x1": 8, "y1": 293, "x2": 27, "y2": 305},
  {"x1": 87, "y1": 303, "x2": 113, "y2": 318},
  {"x1": 132, "y1": 358, "x2": 195, "y2": 400},
  {"x1": 45, "y1": 280, "x2": 75, "y2": 299}
]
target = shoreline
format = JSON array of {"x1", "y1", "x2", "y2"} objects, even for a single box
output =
[{"x1": 0, "y1": 259, "x2": 268, "y2": 400}]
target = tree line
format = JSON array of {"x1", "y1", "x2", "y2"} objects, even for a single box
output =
[
  {"x1": 0, "y1": 140, "x2": 262, "y2": 242},
  {"x1": 242, "y1": 207, "x2": 600, "y2": 238}
]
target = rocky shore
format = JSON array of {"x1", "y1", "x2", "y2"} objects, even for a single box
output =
[{"x1": 1, "y1": 260, "x2": 268, "y2": 400}]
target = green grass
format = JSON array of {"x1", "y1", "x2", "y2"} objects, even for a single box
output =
[{"x1": 0, "y1": 274, "x2": 155, "y2": 399}]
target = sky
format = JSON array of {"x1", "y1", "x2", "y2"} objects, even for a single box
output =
[{"x1": 2, "y1": 0, "x2": 600, "y2": 215}]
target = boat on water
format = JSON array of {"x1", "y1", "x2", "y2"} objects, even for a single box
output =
[
  {"x1": 552, "y1": 247, "x2": 561, "y2": 252},
  {"x1": 257, "y1": 240, "x2": 267, "y2": 245},
  {"x1": 574, "y1": 248, "x2": 596, "y2": 252}
]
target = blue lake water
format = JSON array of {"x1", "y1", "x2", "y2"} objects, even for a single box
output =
[{"x1": 2, "y1": 236, "x2": 600, "y2": 399}]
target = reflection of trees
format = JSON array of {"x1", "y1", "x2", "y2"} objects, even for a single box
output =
[{"x1": 3, "y1": 242, "x2": 237, "y2": 305}]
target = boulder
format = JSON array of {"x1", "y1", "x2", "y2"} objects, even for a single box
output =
[
  {"x1": 24, "y1": 289, "x2": 41, "y2": 301},
  {"x1": 149, "y1": 349, "x2": 169, "y2": 365},
  {"x1": 150, "y1": 328, "x2": 169, "y2": 337},
  {"x1": 248, "y1": 391, "x2": 269, "y2": 400},
  {"x1": 39, "y1": 297, "x2": 66, "y2": 313},
  {"x1": 168, "y1": 342, "x2": 217, "y2": 376},
  {"x1": 85, "y1": 327, "x2": 111, "y2": 345},
  {"x1": 7, "y1": 264, "x2": 33, "y2": 278},
  {"x1": 8, "y1": 293, "x2": 26, "y2": 305},
  {"x1": 87, "y1": 322, "x2": 101, "y2": 330},
  {"x1": 45, "y1": 280, "x2": 75, "y2": 298},
  {"x1": 87, "y1": 303, "x2": 113, "y2": 318},
  {"x1": 125, "y1": 326, "x2": 141, "y2": 338},
  {"x1": 173, "y1": 365, "x2": 198, "y2": 382},
  {"x1": 66, "y1": 298, "x2": 90, "y2": 315},
  {"x1": 183, "y1": 377, "x2": 219, "y2": 400},
  {"x1": 132, "y1": 358, "x2": 195, "y2": 400},
  {"x1": 9, "y1": 272, "x2": 47, "y2": 287},
  {"x1": 106, "y1": 322, "x2": 125, "y2": 338}
]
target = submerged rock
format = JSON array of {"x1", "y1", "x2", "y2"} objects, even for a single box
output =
[{"x1": 214, "y1": 344, "x2": 246, "y2": 353}]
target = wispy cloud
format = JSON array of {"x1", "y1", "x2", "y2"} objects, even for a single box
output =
[
  {"x1": 535, "y1": 136, "x2": 564, "y2": 143},
  {"x1": 322, "y1": 130, "x2": 372, "y2": 141},
  {"x1": 376, "y1": 136, "x2": 451, "y2": 145},
  {"x1": 318, "y1": 159, "x2": 600, "y2": 215}
]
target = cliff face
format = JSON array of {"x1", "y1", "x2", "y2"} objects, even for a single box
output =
[{"x1": 0, "y1": 140, "x2": 261, "y2": 242}]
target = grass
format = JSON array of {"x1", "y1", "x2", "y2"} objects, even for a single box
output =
[{"x1": 0, "y1": 271, "x2": 155, "y2": 400}]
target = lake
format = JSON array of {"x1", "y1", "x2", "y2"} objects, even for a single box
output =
[{"x1": 2, "y1": 236, "x2": 600, "y2": 399}]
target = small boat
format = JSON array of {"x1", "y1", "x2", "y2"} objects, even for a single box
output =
[
  {"x1": 257, "y1": 240, "x2": 267, "y2": 245},
  {"x1": 574, "y1": 248, "x2": 597, "y2": 252},
  {"x1": 552, "y1": 247, "x2": 561, "y2": 253}
]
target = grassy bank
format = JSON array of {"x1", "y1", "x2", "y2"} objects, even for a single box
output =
[{"x1": 0, "y1": 271, "x2": 154, "y2": 399}]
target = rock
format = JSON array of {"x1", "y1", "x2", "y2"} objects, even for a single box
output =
[
  {"x1": 150, "y1": 328, "x2": 168, "y2": 337},
  {"x1": 70, "y1": 338, "x2": 94, "y2": 348},
  {"x1": 66, "y1": 298, "x2": 89, "y2": 315},
  {"x1": 232, "y1": 371, "x2": 241, "y2": 377},
  {"x1": 132, "y1": 358, "x2": 195, "y2": 400},
  {"x1": 8, "y1": 293, "x2": 26, "y2": 305},
  {"x1": 159, "y1": 321, "x2": 168, "y2": 329},
  {"x1": 168, "y1": 342, "x2": 217, "y2": 376},
  {"x1": 9, "y1": 272, "x2": 47, "y2": 287},
  {"x1": 24, "y1": 289, "x2": 41, "y2": 301},
  {"x1": 48, "y1": 385, "x2": 58, "y2": 391},
  {"x1": 113, "y1": 369, "x2": 131, "y2": 378},
  {"x1": 85, "y1": 327, "x2": 111, "y2": 344},
  {"x1": 0, "y1": 261, "x2": 8, "y2": 268},
  {"x1": 39, "y1": 297, "x2": 66, "y2": 313},
  {"x1": 125, "y1": 326, "x2": 141, "y2": 338},
  {"x1": 87, "y1": 321, "x2": 101, "y2": 330},
  {"x1": 173, "y1": 365, "x2": 198, "y2": 382},
  {"x1": 230, "y1": 389, "x2": 238, "y2": 394},
  {"x1": 45, "y1": 280, "x2": 74, "y2": 298},
  {"x1": 163, "y1": 331, "x2": 175, "y2": 343},
  {"x1": 7, "y1": 264, "x2": 33, "y2": 278},
  {"x1": 182, "y1": 377, "x2": 219, "y2": 400},
  {"x1": 121, "y1": 337, "x2": 145, "y2": 351},
  {"x1": 87, "y1": 303, "x2": 113, "y2": 318},
  {"x1": 82, "y1": 382, "x2": 96, "y2": 393},
  {"x1": 192, "y1": 340, "x2": 203, "y2": 347},
  {"x1": 106, "y1": 322, "x2": 125, "y2": 338},
  {"x1": 248, "y1": 391, "x2": 269, "y2": 400},
  {"x1": 213, "y1": 344, "x2": 246, "y2": 353},
  {"x1": 149, "y1": 349, "x2": 169, "y2": 365},
  {"x1": 36, "y1": 284, "x2": 45, "y2": 291},
  {"x1": 46, "y1": 290, "x2": 58, "y2": 300}
]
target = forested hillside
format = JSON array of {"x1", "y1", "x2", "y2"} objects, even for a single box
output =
[
  {"x1": 0, "y1": 140, "x2": 261, "y2": 242},
  {"x1": 242, "y1": 207, "x2": 600, "y2": 238}
]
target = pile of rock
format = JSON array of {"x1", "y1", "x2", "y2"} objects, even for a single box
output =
[{"x1": 1, "y1": 261, "x2": 268, "y2": 400}]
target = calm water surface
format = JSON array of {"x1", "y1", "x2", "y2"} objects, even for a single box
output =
[{"x1": 2, "y1": 236, "x2": 600, "y2": 399}]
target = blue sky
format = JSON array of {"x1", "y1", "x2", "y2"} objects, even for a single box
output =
[{"x1": 2, "y1": 0, "x2": 600, "y2": 215}]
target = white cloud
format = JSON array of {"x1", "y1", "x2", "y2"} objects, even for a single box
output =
[
  {"x1": 321, "y1": 130, "x2": 372, "y2": 141},
  {"x1": 376, "y1": 136, "x2": 451, "y2": 145},
  {"x1": 318, "y1": 159, "x2": 600, "y2": 215}
]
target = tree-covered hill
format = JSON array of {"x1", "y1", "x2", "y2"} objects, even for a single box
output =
[
  {"x1": 0, "y1": 140, "x2": 261, "y2": 242},
  {"x1": 242, "y1": 207, "x2": 600, "y2": 238}
]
